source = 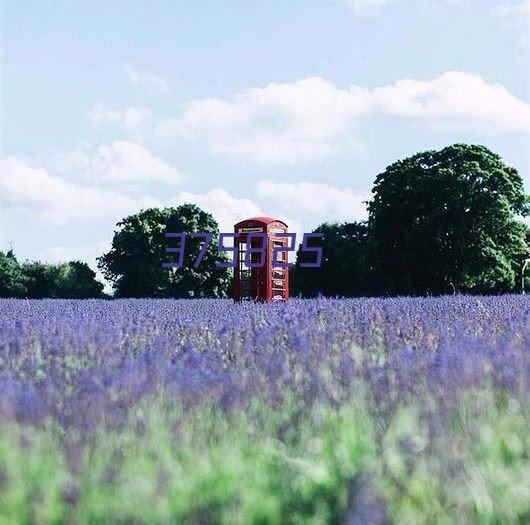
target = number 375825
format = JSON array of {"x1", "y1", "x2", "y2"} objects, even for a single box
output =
[{"x1": 162, "y1": 232, "x2": 324, "y2": 269}]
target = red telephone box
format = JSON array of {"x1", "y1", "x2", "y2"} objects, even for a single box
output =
[{"x1": 233, "y1": 217, "x2": 290, "y2": 302}]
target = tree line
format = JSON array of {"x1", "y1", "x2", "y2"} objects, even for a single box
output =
[
  {"x1": 0, "y1": 256, "x2": 104, "y2": 298},
  {"x1": 1, "y1": 144, "x2": 529, "y2": 298}
]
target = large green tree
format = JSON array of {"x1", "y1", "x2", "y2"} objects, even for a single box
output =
[
  {"x1": 0, "y1": 250, "x2": 27, "y2": 297},
  {"x1": 368, "y1": 144, "x2": 529, "y2": 295},
  {"x1": 98, "y1": 205, "x2": 230, "y2": 298},
  {"x1": 292, "y1": 222, "x2": 372, "y2": 297}
]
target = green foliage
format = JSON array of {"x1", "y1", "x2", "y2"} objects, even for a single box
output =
[
  {"x1": 379, "y1": 399, "x2": 530, "y2": 524},
  {"x1": 23, "y1": 261, "x2": 104, "y2": 299},
  {"x1": 0, "y1": 428, "x2": 65, "y2": 523},
  {"x1": 0, "y1": 401, "x2": 376, "y2": 524},
  {"x1": 0, "y1": 250, "x2": 27, "y2": 298},
  {"x1": 292, "y1": 222, "x2": 372, "y2": 297},
  {"x1": 368, "y1": 144, "x2": 529, "y2": 295},
  {"x1": 0, "y1": 396, "x2": 528, "y2": 523},
  {"x1": 23, "y1": 262, "x2": 59, "y2": 299},
  {"x1": 98, "y1": 205, "x2": 230, "y2": 298},
  {"x1": 1, "y1": 251, "x2": 103, "y2": 299},
  {"x1": 58, "y1": 261, "x2": 105, "y2": 299}
]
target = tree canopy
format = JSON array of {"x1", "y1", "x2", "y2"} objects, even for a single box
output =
[
  {"x1": 292, "y1": 222, "x2": 372, "y2": 297},
  {"x1": 368, "y1": 144, "x2": 529, "y2": 295},
  {"x1": 23, "y1": 261, "x2": 104, "y2": 299},
  {"x1": 0, "y1": 250, "x2": 27, "y2": 298},
  {"x1": 0, "y1": 253, "x2": 104, "y2": 299},
  {"x1": 98, "y1": 205, "x2": 230, "y2": 298}
]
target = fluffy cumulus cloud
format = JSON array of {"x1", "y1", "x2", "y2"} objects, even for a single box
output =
[
  {"x1": 42, "y1": 141, "x2": 184, "y2": 186},
  {"x1": 0, "y1": 157, "x2": 159, "y2": 225},
  {"x1": 176, "y1": 77, "x2": 369, "y2": 163},
  {"x1": 257, "y1": 181, "x2": 369, "y2": 224},
  {"x1": 89, "y1": 77, "x2": 369, "y2": 163},
  {"x1": 124, "y1": 65, "x2": 169, "y2": 94},
  {"x1": 179, "y1": 71, "x2": 530, "y2": 163},
  {"x1": 369, "y1": 71, "x2": 530, "y2": 132},
  {"x1": 170, "y1": 189, "x2": 263, "y2": 234},
  {"x1": 90, "y1": 71, "x2": 530, "y2": 164},
  {"x1": 0, "y1": 156, "x2": 266, "y2": 237}
]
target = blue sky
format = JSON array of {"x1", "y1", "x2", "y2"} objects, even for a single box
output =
[{"x1": 1, "y1": 0, "x2": 530, "y2": 283}]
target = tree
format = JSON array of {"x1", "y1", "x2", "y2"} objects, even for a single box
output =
[
  {"x1": 23, "y1": 262, "x2": 62, "y2": 298},
  {"x1": 368, "y1": 144, "x2": 529, "y2": 295},
  {"x1": 23, "y1": 260, "x2": 104, "y2": 298},
  {"x1": 0, "y1": 250, "x2": 27, "y2": 297},
  {"x1": 98, "y1": 205, "x2": 230, "y2": 298},
  {"x1": 57, "y1": 261, "x2": 105, "y2": 298},
  {"x1": 292, "y1": 222, "x2": 373, "y2": 297}
]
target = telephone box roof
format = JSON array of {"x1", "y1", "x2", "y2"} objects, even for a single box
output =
[{"x1": 234, "y1": 216, "x2": 288, "y2": 228}]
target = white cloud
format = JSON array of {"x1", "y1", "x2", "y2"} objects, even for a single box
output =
[
  {"x1": 0, "y1": 157, "x2": 159, "y2": 225},
  {"x1": 370, "y1": 71, "x2": 530, "y2": 132},
  {"x1": 42, "y1": 141, "x2": 184, "y2": 186},
  {"x1": 124, "y1": 65, "x2": 169, "y2": 94},
  {"x1": 2, "y1": 156, "x2": 357, "y2": 269},
  {"x1": 90, "y1": 72, "x2": 530, "y2": 165},
  {"x1": 176, "y1": 77, "x2": 370, "y2": 163},
  {"x1": 257, "y1": 181, "x2": 369, "y2": 224},
  {"x1": 94, "y1": 141, "x2": 183, "y2": 184},
  {"x1": 90, "y1": 77, "x2": 369, "y2": 163},
  {"x1": 0, "y1": 156, "x2": 268, "y2": 235},
  {"x1": 88, "y1": 103, "x2": 154, "y2": 135},
  {"x1": 346, "y1": 0, "x2": 394, "y2": 16},
  {"x1": 170, "y1": 188, "x2": 265, "y2": 234},
  {"x1": 493, "y1": 1, "x2": 530, "y2": 48}
]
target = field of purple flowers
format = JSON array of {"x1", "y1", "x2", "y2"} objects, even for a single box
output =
[{"x1": 0, "y1": 296, "x2": 528, "y2": 523}]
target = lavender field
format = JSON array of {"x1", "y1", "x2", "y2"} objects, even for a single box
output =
[{"x1": 0, "y1": 297, "x2": 529, "y2": 524}]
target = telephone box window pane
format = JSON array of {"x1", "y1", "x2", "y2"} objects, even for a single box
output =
[
  {"x1": 237, "y1": 241, "x2": 252, "y2": 299},
  {"x1": 240, "y1": 269, "x2": 252, "y2": 298}
]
